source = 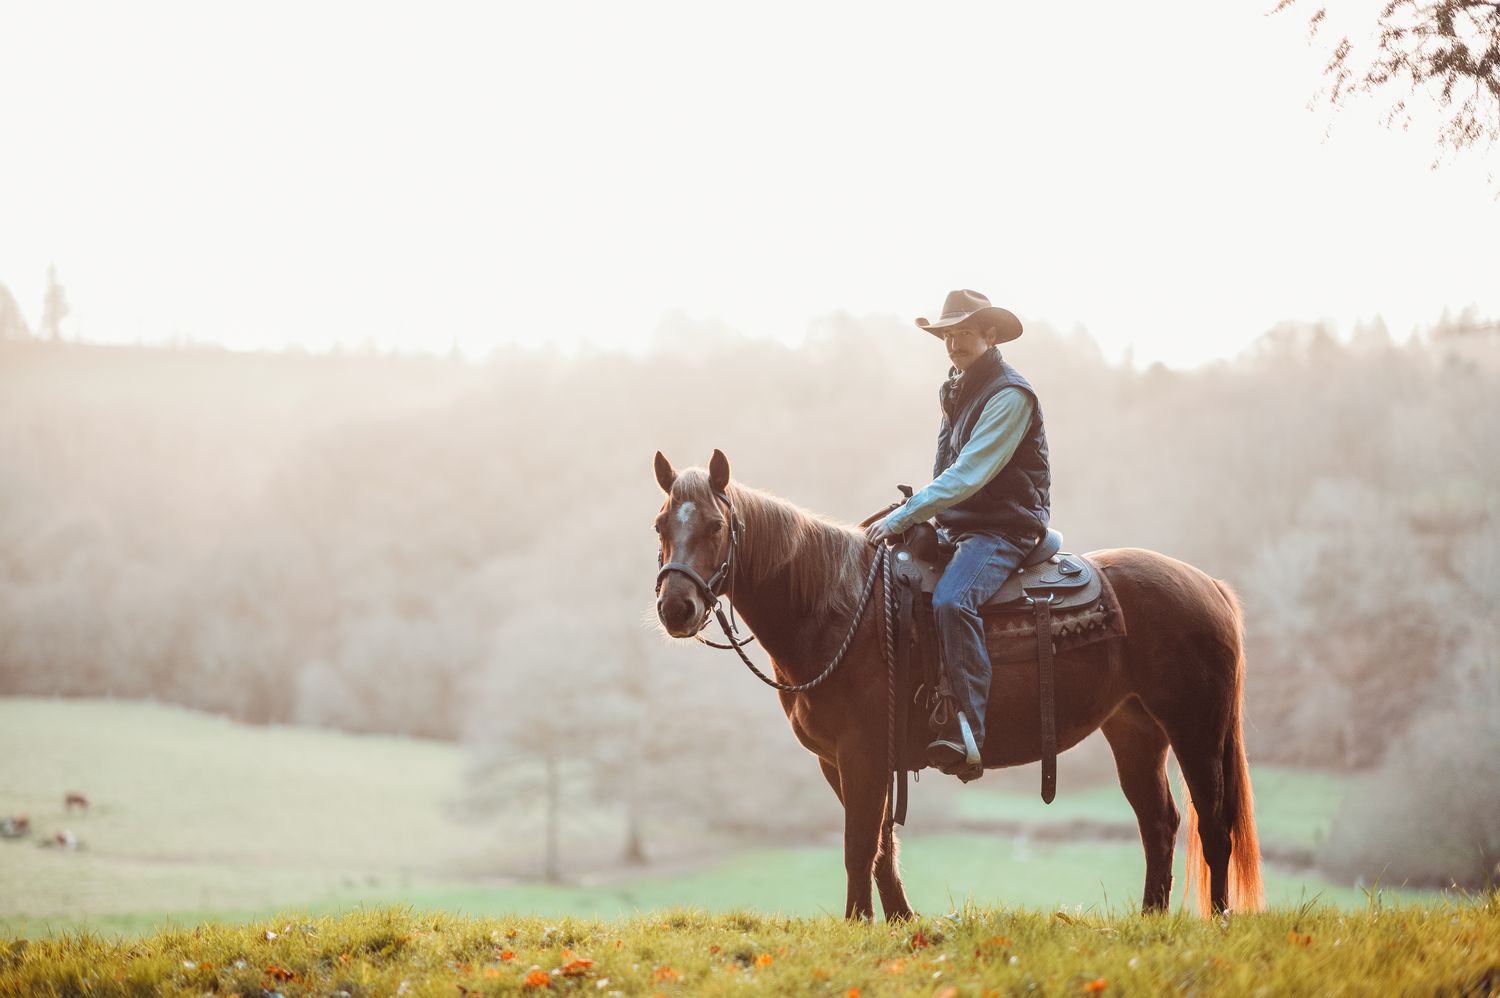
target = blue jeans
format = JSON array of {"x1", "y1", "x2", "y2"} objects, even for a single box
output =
[{"x1": 931, "y1": 528, "x2": 1030, "y2": 750}]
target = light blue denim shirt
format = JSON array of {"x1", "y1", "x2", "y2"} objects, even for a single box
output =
[{"x1": 881, "y1": 386, "x2": 1034, "y2": 533}]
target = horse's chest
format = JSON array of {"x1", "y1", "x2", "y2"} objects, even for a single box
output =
[{"x1": 785, "y1": 698, "x2": 834, "y2": 755}]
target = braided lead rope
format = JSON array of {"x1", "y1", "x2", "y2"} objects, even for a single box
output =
[{"x1": 715, "y1": 546, "x2": 888, "y2": 694}]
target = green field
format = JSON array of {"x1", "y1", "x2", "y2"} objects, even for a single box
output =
[{"x1": 0, "y1": 698, "x2": 1448, "y2": 939}]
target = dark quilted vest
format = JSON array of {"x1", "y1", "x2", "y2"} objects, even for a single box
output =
[{"x1": 932, "y1": 347, "x2": 1050, "y2": 539}]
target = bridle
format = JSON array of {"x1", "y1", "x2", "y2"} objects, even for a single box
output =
[
  {"x1": 656, "y1": 487, "x2": 892, "y2": 695},
  {"x1": 654, "y1": 489, "x2": 744, "y2": 637}
]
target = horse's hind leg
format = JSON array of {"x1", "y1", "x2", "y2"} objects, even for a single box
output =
[
  {"x1": 1172, "y1": 719, "x2": 1246, "y2": 913},
  {"x1": 1102, "y1": 697, "x2": 1179, "y2": 913},
  {"x1": 874, "y1": 802, "x2": 914, "y2": 921},
  {"x1": 1153, "y1": 642, "x2": 1237, "y2": 913}
]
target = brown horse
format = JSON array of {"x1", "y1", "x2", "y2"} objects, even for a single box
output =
[{"x1": 653, "y1": 449, "x2": 1264, "y2": 921}]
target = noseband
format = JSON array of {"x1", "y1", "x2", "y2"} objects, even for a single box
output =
[{"x1": 655, "y1": 490, "x2": 742, "y2": 633}]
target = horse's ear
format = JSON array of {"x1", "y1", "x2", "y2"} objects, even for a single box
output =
[
  {"x1": 654, "y1": 451, "x2": 677, "y2": 493},
  {"x1": 708, "y1": 449, "x2": 731, "y2": 494}
]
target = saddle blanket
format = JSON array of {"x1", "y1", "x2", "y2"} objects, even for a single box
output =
[{"x1": 982, "y1": 553, "x2": 1126, "y2": 664}]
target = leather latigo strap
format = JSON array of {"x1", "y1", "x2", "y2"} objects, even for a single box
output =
[
  {"x1": 893, "y1": 576, "x2": 916, "y2": 826},
  {"x1": 1035, "y1": 597, "x2": 1058, "y2": 804}
]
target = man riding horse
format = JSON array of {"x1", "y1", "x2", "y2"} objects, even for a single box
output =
[
  {"x1": 653, "y1": 290, "x2": 1262, "y2": 918},
  {"x1": 864, "y1": 289, "x2": 1049, "y2": 783}
]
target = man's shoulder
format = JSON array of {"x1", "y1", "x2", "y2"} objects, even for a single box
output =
[
  {"x1": 974, "y1": 386, "x2": 1034, "y2": 426},
  {"x1": 991, "y1": 361, "x2": 1040, "y2": 400}
]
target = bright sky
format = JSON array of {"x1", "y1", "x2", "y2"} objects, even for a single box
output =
[{"x1": 2, "y1": 0, "x2": 1497, "y2": 368}]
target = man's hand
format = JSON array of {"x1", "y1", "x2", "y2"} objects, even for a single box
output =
[{"x1": 864, "y1": 518, "x2": 899, "y2": 546}]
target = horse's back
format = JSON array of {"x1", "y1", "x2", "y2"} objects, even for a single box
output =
[
  {"x1": 1086, "y1": 546, "x2": 1243, "y2": 696},
  {"x1": 1087, "y1": 546, "x2": 1236, "y2": 622}
]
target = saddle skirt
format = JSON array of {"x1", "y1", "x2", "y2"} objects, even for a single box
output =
[{"x1": 888, "y1": 523, "x2": 1125, "y2": 664}]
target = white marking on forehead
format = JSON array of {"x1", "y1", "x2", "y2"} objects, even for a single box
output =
[{"x1": 676, "y1": 501, "x2": 697, "y2": 525}]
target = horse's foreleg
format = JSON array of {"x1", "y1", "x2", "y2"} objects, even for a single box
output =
[
  {"x1": 835, "y1": 747, "x2": 886, "y2": 921},
  {"x1": 1101, "y1": 697, "x2": 1178, "y2": 913},
  {"x1": 819, "y1": 759, "x2": 844, "y2": 804},
  {"x1": 874, "y1": 805, "x2": 914, "y2": 921},
  {"x1": 826, "y1": 757, "x2": 909, "y2": 920}
]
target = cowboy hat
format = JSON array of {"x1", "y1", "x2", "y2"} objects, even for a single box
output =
[{"x1": 915, "y1": 289, "x2": 1023, "y2": 343}]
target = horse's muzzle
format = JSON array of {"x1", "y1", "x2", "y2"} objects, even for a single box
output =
[{"x1": 656, "y1": 587, "x2": 705, "y2": 638}]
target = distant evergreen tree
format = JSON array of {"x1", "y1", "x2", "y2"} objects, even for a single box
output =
[{"x1": 39, "y1": 265, "x2": 69, "y2": 341}]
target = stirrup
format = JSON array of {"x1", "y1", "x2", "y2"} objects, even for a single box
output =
[{"x1": 957, "y1": 711, "x2": 981, "y2": 766}]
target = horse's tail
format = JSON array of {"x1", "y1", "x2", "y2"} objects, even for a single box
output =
[{"x1": 1182, "y1": 579, "x2": 1264, "y2": 914}]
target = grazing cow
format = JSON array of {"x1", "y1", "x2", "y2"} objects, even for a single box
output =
[
  {"x1": 65, "y1": 792, "x2": 90, "y2": 813},
  {"x1": 0, "y1": 816, "x2": 29, "y2": 838},
  {"x1": 41, "y1": 829, "x2": 78, "y2": 850}
]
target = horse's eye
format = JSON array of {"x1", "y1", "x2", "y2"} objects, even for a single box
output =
[{"x1": 708, "y1": 520, "x2": 724, "y2": 534}]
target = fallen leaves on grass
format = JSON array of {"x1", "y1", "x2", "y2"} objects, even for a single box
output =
[
  {"x1": 1083, "y1": 978, "x2": 1108, "y2": 993},
  {"x1": 1288, "y1": 931, "x2": 1314, "y2": 946},
  {"x1": 977, "y1": 934, "x2": 1014, "y2": 957},
  {"x1": 523, "y1": 968, "x2": 551, "y2": 988},
  {"x1": 910, "y1": 930, "x2": 932, "y2": 950},
  {"x1": 499, "y1": 950, "x2": 516, "y2": 961},
  {"x1": 264, "y1": 964, "x2": 295, "y2": 982},
  {"x1": 560, "y1": 949, "x2": 595, "y2": 976},
  {"x1": 882, "y1": 958, "x2": 906, "y2": 975},
  {"x1": 653, "y1": 966, "x2": 682, "y2": 982},
  {"x1": 754, "y1": 953, "x2": 774, "y2": 967}
]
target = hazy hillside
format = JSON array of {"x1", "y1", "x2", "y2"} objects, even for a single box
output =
[{"x1": 1, "y1": 324, "x2": 1497, "y2": 887}]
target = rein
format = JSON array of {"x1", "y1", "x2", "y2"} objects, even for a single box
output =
[{"x1": 705, "y1": 544, "x2": 890, "y2": 694}]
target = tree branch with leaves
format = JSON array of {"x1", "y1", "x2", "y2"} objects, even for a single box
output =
[{"x1": 1277, "y1": 0, "x2": 1500, "y2": 182}]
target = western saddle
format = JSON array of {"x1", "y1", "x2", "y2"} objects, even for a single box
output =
[
  {"x1": 865, "y1": 492, "x2": 1124, "y2": 820},
  {"x1": 891, "y1": 523, "x2": 1101, "y2": 618}
]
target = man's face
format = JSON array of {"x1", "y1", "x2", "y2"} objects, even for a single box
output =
[{"x1": 942, "y1": 325, "x2": 990, "y2": 372}]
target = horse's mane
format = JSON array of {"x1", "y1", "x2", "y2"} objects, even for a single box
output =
[{"x1": 674, "y1": 470, "x2": 869, "y2": 623}]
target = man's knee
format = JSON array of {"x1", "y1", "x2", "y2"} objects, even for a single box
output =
[{"x1": 932, "y1": 590, "x2": 978, "y2": 618}]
